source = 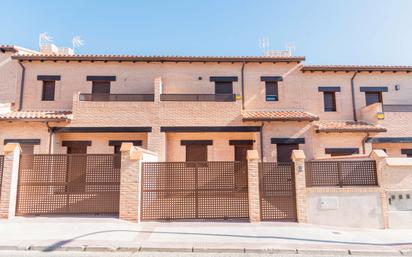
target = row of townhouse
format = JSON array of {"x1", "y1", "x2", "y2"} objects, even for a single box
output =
[{"x1": 1, "y1": 44, "x2": 412, "y2": 163}]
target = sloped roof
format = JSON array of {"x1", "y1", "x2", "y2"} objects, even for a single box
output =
[
  {"x1": 242, "y1": 110, "x2": 319, "y2": 121},
  {"x1": 302, "y1": 65, "x2": 412, "y2": 72},
  {"x1": 314, "y1": 120, "x2": 386, "y2": 133},
  {"x1": 12, "y1": 54, "x2": 305, "y2": 63},
  {"x1": 0, "y1": 111, "x2": 72, "y2": 121}
]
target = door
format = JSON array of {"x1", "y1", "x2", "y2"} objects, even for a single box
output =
[
  {"x1": 276, "y1": 144, "x2": 299, "y2": 162},
  {"x1": 66, "y1": 142, "x2": 88, "y2": 192},
  {"x1": 234, "y1": 144, "x2": 252, "y2": 190}
]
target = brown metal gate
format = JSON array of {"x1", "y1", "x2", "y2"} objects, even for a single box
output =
[
  {"x1": 141, "y1": 161, "x2": 249, "y2": 220},
  {"x1": 0, "y1": 155, "x2": 4, "y2": 200},
  {"x1": 259, "y1": 162, "x2": 297, "y2": 221},
  {"x1": 16, "y1": 154, "x2": 121, "y2": 216}
]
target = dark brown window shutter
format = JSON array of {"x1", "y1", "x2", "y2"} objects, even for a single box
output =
[
  {"x1": 323, "y1": 92, "x2": 336, "y2": 112},
  {"x1": 265, "y1": 81, "x2": 278, "y2": 101},
  {"x1": 214, "y1": 81, "x2": 233, "y2": 94},
  {"x1": 186, "y1": 144, "x2": 208, "y2": 162},
  {"x1": 42, "y1": 81, "x2": 55, "y2": 101}
]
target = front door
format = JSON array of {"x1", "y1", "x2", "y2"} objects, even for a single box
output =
[
  {"x1": 234, "y1": 144, "x2": 252, "y2": 190},
  {"x1": 276, "y1": 144, "x2": 299, "y2": 162},
  {"x1": 65, "y1": 142, "x2": 88, "y2": 192}
]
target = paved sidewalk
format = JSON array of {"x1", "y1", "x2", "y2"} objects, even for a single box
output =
[{"x1": 0, "y1": 217, "x2": 411, "y2": 255}]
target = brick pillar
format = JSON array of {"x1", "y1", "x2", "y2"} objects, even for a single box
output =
[
  {"x1": 247, "y1": 150, "x2": 260, "y2": 223},
  {"x1": 370, "y1": 149, "x2": 389, "y2": 229},
  {"x1": 147, "y1": 127, "x2": 166, "y2": 161},
  {"x1": 291, "y1": 150, "x2": 307, "y2": 223},
  {"x1": 0, "y1": 143, "x2": 21, "y2": 218},
  {"x1": 154, "y1": 77, "x2": 163, "y2": 102},
  {"x1": 119, "y1": 143, "x2": 142, "y2": 222}
]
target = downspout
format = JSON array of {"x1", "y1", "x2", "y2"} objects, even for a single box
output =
[
  {"x1": 260, "y1": 122, "x2": 264, "y2": 161},
  {"x1": 362, "y1": 132, "x2": 370, "y2": 155},
  {"x1": 241, "y1": 62, "x2": 246, "y2": 110},
  {"x1": 351, "y1": 71, "x2": 358, "y2": 121},
  {"x1": 45, "y1": 122, "x2": 54, "y2": 154},
  {"x1": 17, "y1": 61, "x2": 26, "y2": 111}
]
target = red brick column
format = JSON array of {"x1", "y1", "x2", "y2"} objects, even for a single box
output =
[
  {"x1": 0, "y1": 143, "x2": 21, "y2": 218},
  {"x1": 292, "y1": 150, "x2": 308, "y2": 223},
  {"x1": 247, "y1": 150, "x2": 261, "y2": 223},
  {"x1": 119, "y1": 143, "x2": 142, "y2": 222}
]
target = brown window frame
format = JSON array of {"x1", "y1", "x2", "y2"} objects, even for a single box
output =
[
  {"x1": 323, "y1": 91, "x2": 337, "y2": 112},
  {"x1": 365, "y1": 91, "x2": 383, "y2": 106},
  {"x1": 41, "y1": 80, "x2": 56, "y2": 101},
  {"x1": 185, "y1": 144, "x2": 208, "y2": 162},
  {"x1": 265, "y1": 81, "x2": 279, "y2": 101},
  {"x1": 325, "y1": 148, "x2": 359, "y2": 157}
]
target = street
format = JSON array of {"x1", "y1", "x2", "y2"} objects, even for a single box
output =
[{"x1": 0, "y1": 251, "x2": 404, "y2": 257}]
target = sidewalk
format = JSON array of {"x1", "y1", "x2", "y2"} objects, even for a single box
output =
[{"x1": 0, "y1": 217, "x2": 411, "y2": 255}]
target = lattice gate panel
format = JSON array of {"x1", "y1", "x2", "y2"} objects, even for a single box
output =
[
  {"x1": 16, "y1": 154, "x2": 121, "y2": 216},
  {"x1": 259, "y1": 162, "x2": 297, "y2": 221},
  {"x1": 0, "y1": 155, "x2": 4, "y2": 200},
  {"x1": 141, "y1": 161, "x2": 249, "y2": 220}
]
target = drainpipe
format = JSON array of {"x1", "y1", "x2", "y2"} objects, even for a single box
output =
[
  {"x1": 45, "y1": 122, "x2": 54, "y2": 154},
  {"x1": 17, "y1": 61, "x2": 26, "y2": 111},
  {"x1": 351, "y1": 71, "x2": 358, "y2": 121},
  {"x1": 362, "y1": 132, "x2": 370, "y2": 155},
  {"x1": 260, "y1": 122, "x2": 264, "y2": 161},
  {"x1": 241, "y1": 62, "x2": 246, "y2": 110}
]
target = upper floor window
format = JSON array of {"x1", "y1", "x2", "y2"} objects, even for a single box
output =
[
  {"x1": 37, "y1": 75, "x2": 60, "y2": 102},
  {"x1": 210, "y1": 76, "x2": 238, "y2": 95},
  {"x1": 360, "y1": 87, "x2": 388, "y2": 106},
  {"x1": 365, "y1": 92, "x2": 382, "y2": 106},
  {"x1": 265, "y1": 82, "x2": 278, "y2": 101},
  {"x1": 323, "y1": 92, "x2": 336, "y2": 112},
  {"x1": 42, "y1": 81, "x2": 55, "y2": 101},
  {"x1": 87, "y1": 76, "x2": 116, "y2": 101},
  {"x1": 401, "y1": 149, "x2": 412, "y2": 158},
  {"x1": 318, "y1": 87, "x2": 340, "y2": 112},
  {"x1": 261, "y1": 76, "x2": 282, "y2": 102}
]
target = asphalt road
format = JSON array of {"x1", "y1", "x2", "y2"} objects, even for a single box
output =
[{"x1": 0, "y1": 251, "x2": 403, "y2": 257}]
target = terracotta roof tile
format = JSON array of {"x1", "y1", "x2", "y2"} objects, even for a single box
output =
[
  {"x1": 0, "y1": 111, "x2": 72, "y2": 121},
  {"x1": 12, "y1": 54, "x2": 305, "y2": 63},
  {"x1": 242, "y1": 110, "x2": 319, "y2": 121},
  {"x1": 314, "y1": 120, "x2": 386, "y2": 133},
  {"x1": 302, "y1": 65, "x2": 412, "y2": 72}
]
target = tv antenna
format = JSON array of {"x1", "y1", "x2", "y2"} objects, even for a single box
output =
[
  {"x1": 259, "y1": 37, "x2": 270, "y2": 53},
  {"x1": 72, "y1": 36, "x2": 84, "y2": 53},
  {"x1": 39, "y1": 32, "x2": 53, "y2": 48}
]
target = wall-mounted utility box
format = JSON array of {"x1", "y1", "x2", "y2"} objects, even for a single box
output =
[{"x1": 387, "y1": 191, "x2": 412, "y2": 211}]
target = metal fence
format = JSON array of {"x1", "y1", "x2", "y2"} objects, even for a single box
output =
[
  {"x1": 16, "y1": 154, "x2": 121, "y2": 216},
  {"x1": 141, "y1": 161, "x2": 249, "y2": 220},
  {"x1": 0, "y1": 155, "x2": 4, "y2": 200},
  {"x1": 160, "y1": 94, "x2": 236, "y2": 102},
  {"x1": 79, "y1": 93, "x2": 155, "y2": 102},
  {"x1": 305, "y1": 160, "x2": 378, "y2": 187},
  {"x1": 259, "y1": 162, "x2": 297, "y2": 221}
]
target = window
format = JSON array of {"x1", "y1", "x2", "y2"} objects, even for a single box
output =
[
  {"x1": 214, "y1": 81, "x2": 233, "y2": 94},
  {"x1": 186, "y1": 144, "x2": 208, "y2": 162},
  {"x1": 401, "y1": 149, "x2": 412, "y2": 158},
  {"x1": 325, "y1": 148, "x2": 359, "y2": 157},
  {"x1": 265, "y1": 81, "x2": 278, "y2": 101},
  {"x1": 91, "y1": 81, "x2": 111, "y2": 101},
  {"x1": 365, "y1": 92, "x2": 382, "y2": 106},
  {"x1": 323, "y1": 92, "x2": 336, "y2": 112},
  {"x1": 42, "y1": 81, "x2": 55, "y2": 101}
]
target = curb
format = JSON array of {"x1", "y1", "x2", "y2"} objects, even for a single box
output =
[{"x1": 0, "y1": 244, "x2": 409, "y2": 255}]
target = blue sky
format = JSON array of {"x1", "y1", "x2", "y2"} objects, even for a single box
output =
[{"x1": 1, "y1": 0, "x2": 411, "y2": 65}]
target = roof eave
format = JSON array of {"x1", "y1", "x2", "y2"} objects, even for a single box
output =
[
  {"x1": 12, "y1": 55, "x2": 306, "y2": 63},
  {"x1": 242, "y1": 117, "x2": 318, "y2": 122},
  {"x1": 316, "y1": 128, "x2": 387, "y2": 133}
]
